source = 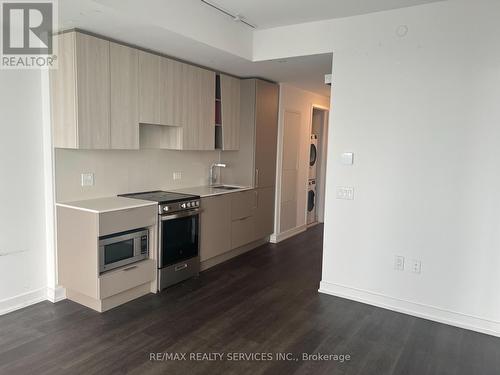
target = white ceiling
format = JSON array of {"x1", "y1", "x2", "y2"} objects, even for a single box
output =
[
  {"x1": 250, "y1": 54, "x2": 333, "y2": 97},
  {"x1": 208, "y1": 0, "x2": 445, "y2": 29},
  {"x1": 56, "y1": 0, "x2": 441, "y2": 96}
]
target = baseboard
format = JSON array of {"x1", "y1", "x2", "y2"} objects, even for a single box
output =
[
  {"x1": 0, "y1": 288, "x2": 47, "y2": 316},
  {"x1": 319, "y1": 281, "x2": 500, "y2": 337},
  {"x1": 270, "y1": 224, "x2": 307, "y2": 243},
  {"x1": 46, "y1": 286, "x2": 66, "y2": 303}
]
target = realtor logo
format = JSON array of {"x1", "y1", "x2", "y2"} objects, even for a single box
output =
[{"x1": 1, "y1": 0, "x2": 58, "y2": 68}]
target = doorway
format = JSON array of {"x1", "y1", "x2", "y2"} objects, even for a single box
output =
[{"x1": 307, "y1": 107, "x2": 329, "y2": 225}]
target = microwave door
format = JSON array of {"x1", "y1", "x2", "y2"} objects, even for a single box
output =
[
  {"x1": 99, "y1": 239, "x2": 135, "y2": 272},
  {"x1": 99, "y1": 229, "x2": 149, "y2": 273}
]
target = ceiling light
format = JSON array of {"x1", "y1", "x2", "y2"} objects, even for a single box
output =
[{"x1": 200, "y1": 0, "x2": 257, "y2": 29}]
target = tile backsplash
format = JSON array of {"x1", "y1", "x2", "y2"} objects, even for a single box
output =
[{"x1": 55, "y1": 149, "x2": 221, "y2": 202}]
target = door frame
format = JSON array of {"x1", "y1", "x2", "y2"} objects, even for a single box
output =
[{"x1": 307, "y1": 104, "x2": 329, "y2": 224}]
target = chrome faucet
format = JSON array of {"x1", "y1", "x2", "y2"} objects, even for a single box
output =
[{"x1": 209, "y1": 163, "x2": 226, "y2": 186}]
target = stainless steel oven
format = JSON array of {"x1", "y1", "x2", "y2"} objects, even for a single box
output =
[
  {"x1": 99, "y1": 228, "x2": 149, "y2": 273},
  {"x1": 117, "y1": 190, "x2": 201, "y2": 291},
  {"x1": 158, "y1": 205, "x2": 200, "y2": 290}
]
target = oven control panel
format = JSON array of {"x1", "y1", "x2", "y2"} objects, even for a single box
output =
[
  {"x1": 181, "y1": 201, "x2": 199, "y2": 209},
  {"x1": 159, "y1": 199, "x2": 200, "y2": 215}
]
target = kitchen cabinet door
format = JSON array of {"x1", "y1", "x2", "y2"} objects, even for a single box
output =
[
  {"x1": 138, "y1": 51, "x2": 161, "y2": 125},
  {"x1": 110, "y1": 43, "x2": 139, "y2": 149},
  {"x1": 51, "y1": 32, "x2": 110, "y2": 149},
  {"x1": 254, "y1": 187, "x2": 275, "y2": 240},
  {"x1": 230, "y1": 190, "x2": 255, "y2": 220},
  {"x1": 75, "y1": 33, "x2": 110, "y2": 149},
  {"x1": 254, "y1": 80, "x2": 279, "y2": 188},
  {"x1": 160, "y1": 57, "x2": 185, "y2": 127},
  {"x1": 231, "y1": 215, "x2": 255, "y2": 249},
  {"x1": 50, "y1": 32, "x2": 78, "y2": 148},
  {"x1": 183, "y1": 65, "x2": 215, "y2": 150},
  {"x1": 221, "y1": 74, "x2": 241, "y2": 150},
  {"x1": 200, "y1": 195, "x2": 231, "y2": 261},
  {"x1": 230, "y1": 190, "x2": 256, "y2": 249}
]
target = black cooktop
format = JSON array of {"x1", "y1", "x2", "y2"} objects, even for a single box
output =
[{"x1": 119, "y1": 190, "x2": 199, "y2": 204}]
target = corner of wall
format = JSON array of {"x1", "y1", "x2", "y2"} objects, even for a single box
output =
[{"x1": 46, "y1": 286, "x2": 66, "y2": 303}]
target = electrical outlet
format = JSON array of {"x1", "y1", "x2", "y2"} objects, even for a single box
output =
[
  {"x1": 81, "y1": 173, "x2": 94, "y2": 187},
  {"x1": 173, "y1": 172, "x2": 182, "y2": 181},
  {"x1": 336, "y1": 186, "x2": 354, "y2": 200},
  {"x1": 410, "y1": 259, "x2": 421, "y2": 274},
  {"x1": 394, "y1": 255, "x2": 405, "y2": 271}
]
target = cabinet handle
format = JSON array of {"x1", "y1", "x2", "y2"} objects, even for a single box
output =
[
  {"x1": 123, "y1": 265, "x2": 138, "y2": 271},
  {"x1": 255, "y1": 169, "x2": 259, "y2": 187}
]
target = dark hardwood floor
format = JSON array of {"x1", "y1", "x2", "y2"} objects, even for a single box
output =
[{"x1": 1, "y1": 224, "x2": 499, "y2": 374}]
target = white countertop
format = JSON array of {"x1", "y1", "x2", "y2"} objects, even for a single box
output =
[
  {"x1": 171, "y1": 185, "x2": 253, "y2": 197},
  {"x1": 56, "y1": 196, "x2": 157, "y2": 214}
]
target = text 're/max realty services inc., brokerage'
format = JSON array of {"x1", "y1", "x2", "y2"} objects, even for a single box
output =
[{"x1": 149, "y1": 352, "x2": 352, "y2": 363}]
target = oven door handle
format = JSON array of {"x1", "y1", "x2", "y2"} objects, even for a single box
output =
[{"x1": 161, "y1": 208, "x2": 201, "y2": 221}]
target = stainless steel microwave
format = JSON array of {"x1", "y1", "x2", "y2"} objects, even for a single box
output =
[{"x1": 99, "y1": 228, "x2": 149, "y2": 273}]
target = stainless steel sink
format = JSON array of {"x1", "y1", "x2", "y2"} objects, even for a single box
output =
[{"x1": 212, "y1": 185, "x2": 241, "y2": 190}]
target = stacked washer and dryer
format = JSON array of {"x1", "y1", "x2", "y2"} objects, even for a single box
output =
[{"x1": 307, "y1": 134, "x2": 319, "y2": 225}]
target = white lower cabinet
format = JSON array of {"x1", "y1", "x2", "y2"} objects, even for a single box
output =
[
  {"x1": 200, "y1": 194, "x2": 232, "y2": 261},
  {"x1": 57, "y1": 202, "x2": 157, "y2": 312},
  {"x1": 200, "y1": 189, "x2": 274, "y2": 265},
  {"x1": 230, "y1": 215, "x2": 255, "y2": 249},
  {"x1": 230, "y1": 190, "x2": 256, "y2": 249},
  {"x1": 99, "y1": 259, "x2": 155, "y2": 299}
]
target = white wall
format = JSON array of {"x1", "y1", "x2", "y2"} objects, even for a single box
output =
[
  {"x1": 254, "y1": 0, "x2": 500, "y2": 336},
  {"x1": 317, "y1": 0, "x2": 500, "y2": 336},
  {"x1": 55, "y1": 149, "x2": 223, "y2": 202},
  {"x1": 272, "y1": 84, "x2": 329, "y2": 242},
  {"x1": 0, "y1": 70, "x2": 49, "y2": 314}
]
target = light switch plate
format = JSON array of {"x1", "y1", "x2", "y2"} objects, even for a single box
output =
[
  {"x1": 81, "y1": 173, "x2": 94, "y2": 187},
  {"x1": 341, "y1": 152, "x2": 354, "y2": 165},
  {"x1": 394, "y1": 255, "x2": 405, "y2": 271},
  {"x1": 336, "y1": 186, "x2": 354, "y2": 200},
  {"x1": 173, "y1": 172, "x2": 182, "y2": 181}
]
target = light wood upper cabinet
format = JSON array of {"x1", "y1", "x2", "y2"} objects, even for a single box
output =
[
  {"x1": 51, "y1": 32, "x2": 110, "y2": 149},
  {"x1": 51, "y1": 32, "x2": 140, "y2": 149},
  {"x1": 75, "y1": 33, "x2": 110, "y2": 149},
  {"x1": 139, "y1": 54, "x2": 215, "y2": 150},
  {"x1": 183, "y1": 65, "x2": 215, "y2": 150},
  {"x1": 220, "y1": 74, "x2": 241, "y2": 150},
  {"x1": 51, "y1": 32, "x2": 77, "y2": 148},
  {"x1": 160, "y1": 58, "x2": 185, "y2": 127},
  {"x1": 254, "y1": 80, "x2": 279, "y2": 188},
  {"x1": 52, "y1": 32, "x2": 218, "y2": 151},
  {"x1": 110, "y1": 43, "x2": 139, "y2": 149},
  {"x1": 138, "y1": 51, "x2": 161, "y2": 125}
]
